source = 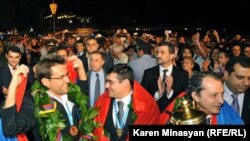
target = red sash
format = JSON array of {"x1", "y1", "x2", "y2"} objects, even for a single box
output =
[{"x1": 16, "y1": 74, "x2": 28, "y2": 141}]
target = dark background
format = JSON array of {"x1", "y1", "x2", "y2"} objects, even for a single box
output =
[{"x1": 0, "y1": 0, "x2": 249, "y2": 34}]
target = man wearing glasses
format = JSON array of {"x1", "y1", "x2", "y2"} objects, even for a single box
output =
[
  {"x1": 34, "y1": 54, "x2": 87, "y2": 140},
  {"x1": 93, "y1": 64, "x2": 160, "y2": 141}
]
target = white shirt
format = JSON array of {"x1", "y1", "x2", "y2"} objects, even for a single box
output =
[
  {"x1": 77, "y1": 52, "x2": 84, "y2": 57},
  {"x1": 223, "y1": 82, "x2": 244, "y2": 116},
  {"x1": 8, "y1": 64, "x2": 18, "y2": 76},
  {"x1": 112, "y1": 91, "x2": 132, "y2": 128},
  {"x1": 154, "y1": 64, "x2": 174, "y2": 100},
  {"x1": 47, "y1": 92, "x2": 74, "y2": 114}
]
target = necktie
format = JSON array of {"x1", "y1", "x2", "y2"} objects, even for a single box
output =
[
  {"x1": 231, "y1": 94, "x2": 239, "y2": 114},
  {"x1": 94, "y1": 73, "x2": 100, "y2": 103},
  {"x1": 206, "y1": 116, "x2": 211, "y2": 125},
  {"x1": 162, "y1": 69, "x2": 168, "y2": 93},
  {"x1": 117, "y1": 101, "x2": 124, "y2": 122}
]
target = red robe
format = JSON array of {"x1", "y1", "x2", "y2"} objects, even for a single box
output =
[
  {"x1": 93, "y1": 81, "x2": 161, "y2": 141},
  {"x1": 159, "y1": 92, "x2": 186, "y2": 124}
]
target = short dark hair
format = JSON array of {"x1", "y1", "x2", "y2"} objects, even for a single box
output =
[
  {"x1": 106, "y1": 64, "x2": 134, "y2": 87},
  {"x1": 85, "y1": 37, "x2": 98, "y2": 45},
  {"x1": 186, "y1": 71, "x2": 221, "y2": 100},
  {"x1": 225, "y1": 56, "x2": 250, "y2": 75},
  {"x1": 56, "y1": 46, "x2": 69, "y2": 56},
  {"x1": 37, "y1": 54, "x2": 66, "y2": 84},
  {"x1": 158, "y1": 41, "x2": 175, "y2": 54},
  {"x1": 91, "y1": 50, "x2": 105, "y2": 60},
  {"x1": 6, "y1": 46, "x2": 21, "y2": 55}
]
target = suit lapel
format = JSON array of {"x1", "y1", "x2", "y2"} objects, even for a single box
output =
[
  {"x1": 5, "y1": 66, "x2": 12, "y2": 87},
  {"x1": 242, "y1": 88, "x2": 250, "y2": 124}
]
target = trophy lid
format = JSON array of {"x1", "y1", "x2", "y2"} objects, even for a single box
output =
[{"x1": 170, "y1": 97, "x2": 207, "y2": 125}]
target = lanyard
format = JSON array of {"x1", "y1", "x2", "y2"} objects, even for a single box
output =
[{"x1": 113, "y1": 100, "x2": 129, "y2": 129}]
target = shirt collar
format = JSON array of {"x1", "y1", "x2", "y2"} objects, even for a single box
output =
[
  {"x1": 8, "y1": 64, "x2": 18, "y2": 70},
  {"x1": 224, "y1": 82, "x2": 232, "y2": 96},
  {"x1": 115, "y1": 90, "x2": 132, "y2": 106},
  {"x1": 159, "y1": 64, "x2": 173, "y2": 77},
  {"x1": 47, "y1": 91, "x2": 68, "y2": 104},
  {"x1": 91, "y1": 69, "x2": 104, "y2": 77}
]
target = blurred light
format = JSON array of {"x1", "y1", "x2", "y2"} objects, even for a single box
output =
[{"x1": 196, "y1": 28, "x2": 202, "y2": 31}]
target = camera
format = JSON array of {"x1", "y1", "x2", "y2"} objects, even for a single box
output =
[{"x1": 209, "y1": 30, "x2": 214, "y2": 35}]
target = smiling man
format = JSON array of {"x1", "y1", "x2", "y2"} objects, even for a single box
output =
[
  {"x1": 186, "y1": 71, "x2": 244, "y2": 125},
  {"x1": 0, "y1": 46, "x2": 22, "y2": 103}
]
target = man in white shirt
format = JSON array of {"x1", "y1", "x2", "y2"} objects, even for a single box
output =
[{"x1": 141, "y1": 41, "x2": 189, "y2": 112}]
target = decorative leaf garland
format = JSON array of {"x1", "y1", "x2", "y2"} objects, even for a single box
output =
[
  {"x1": 32, "y1": 80, "x2": 100, "y2": 141},
  {"x1": 128, "y1": 102, "x2": 137, "y2": 123}
]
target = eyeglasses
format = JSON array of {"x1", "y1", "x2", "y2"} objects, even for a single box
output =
[{"x1": 48, "y1": 73, "x2": 70, "y2": 81}]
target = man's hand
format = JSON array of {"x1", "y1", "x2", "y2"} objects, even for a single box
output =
[
  {"x1": 157, "y1": 75, "x2": 174, "y2": 96},
  {"x1": 2, "y1": 86, "x2": 8, "y2": 95},
  {"x1": 68, "y1": 55, "x2": 84, "y2": 69},
  {"x1": 11, "y1": 65, "x2": 29, "y2": 87}
]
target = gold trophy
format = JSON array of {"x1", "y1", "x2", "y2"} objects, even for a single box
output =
[{"x1": 169, "y1": 97, "x2": 207, "y2": 125}]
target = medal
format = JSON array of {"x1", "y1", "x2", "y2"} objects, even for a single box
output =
[
  {"x1": 116, "y1": 128, "x2": 123, "y2": 137},
  {"x1": 69, "y1": 125, "x2": 78, "y2": 136}
]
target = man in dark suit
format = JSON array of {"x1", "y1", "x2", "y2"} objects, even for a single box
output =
[
  {"x1": 75, "y1": 39, "x2": 88, "y2": 72},
  {"x1": 83, "y1": 37, "x2": 113, "y2": 72},
  {"x1": 82, "y1": 51, "x2": 106, "y2": 107},
  {"x1": 94, "y1": 64, "x2": 160, "y2": 141},
  {"x1": 0, "y1": 46, "x2": 34, "y2": 104},
  {"x1": 141, "y1": 41, "x2": 189, "y2": 112},
  {"x1": 0, "y1": 65, "x2": 35, "y2": 139},
  {"x1": 224, "y1": 56, "x2": 250, "y2": 124}
]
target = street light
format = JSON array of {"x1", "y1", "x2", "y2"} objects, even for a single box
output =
[{"x1": 50, "y1": 0, "x2": 57, "y2": 35}]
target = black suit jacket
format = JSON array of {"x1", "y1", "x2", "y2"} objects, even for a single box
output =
[
  {"x1": 52, "y1": 98, "x2": 80, "y2": 140},
  {"x1": 78, "y1": 53, "x2": 89, "y2": 73},
  {"x1": 141, "y1": 65, "x2": 189, "y2": 112},
  {"x1": 0, "y1": 91, "x2": 36, "y2": 137},
  {"x1": 31, "y1": 95, "x2": 81, "y2": 141},
  {"x1": 242, "y1": 88, "x2": 250, "y2": 124},
  {"x1": 0, "y1": 65, "x2": 35, "y2": 103},
  {"x1": 0, "y1": 65, "x2": 12, "y2": 100},
  {"x1": 81, "y1": 53, "x2": 114, "y2": 73},
  {"x1": 104, "y1": 99, "x2": 132, "y2": 141}
]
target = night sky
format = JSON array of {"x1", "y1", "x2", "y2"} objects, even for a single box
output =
[{"x1": 0, "y1": 0, "x2": 249, "y2": 33}]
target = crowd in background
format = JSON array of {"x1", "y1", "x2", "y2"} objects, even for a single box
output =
[{"x1": 0, "y1": 27, "x2": 250, "y2": 140}]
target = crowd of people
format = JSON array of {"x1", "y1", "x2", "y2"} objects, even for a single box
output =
[{"x1": 0, "y1": 28, "x2": 249, "y2": 140}]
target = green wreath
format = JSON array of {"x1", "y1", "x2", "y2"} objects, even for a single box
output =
[{"x1": 31, "y1": 80, "x2": 100, "y2": 141}]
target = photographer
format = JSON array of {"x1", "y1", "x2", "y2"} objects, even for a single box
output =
[
  {"x1": 113, "y1": 29, "x2": 131, "y2": 47},
  {"x1": 204, "y1": 29, "x2": 221, "y2": 47}
]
